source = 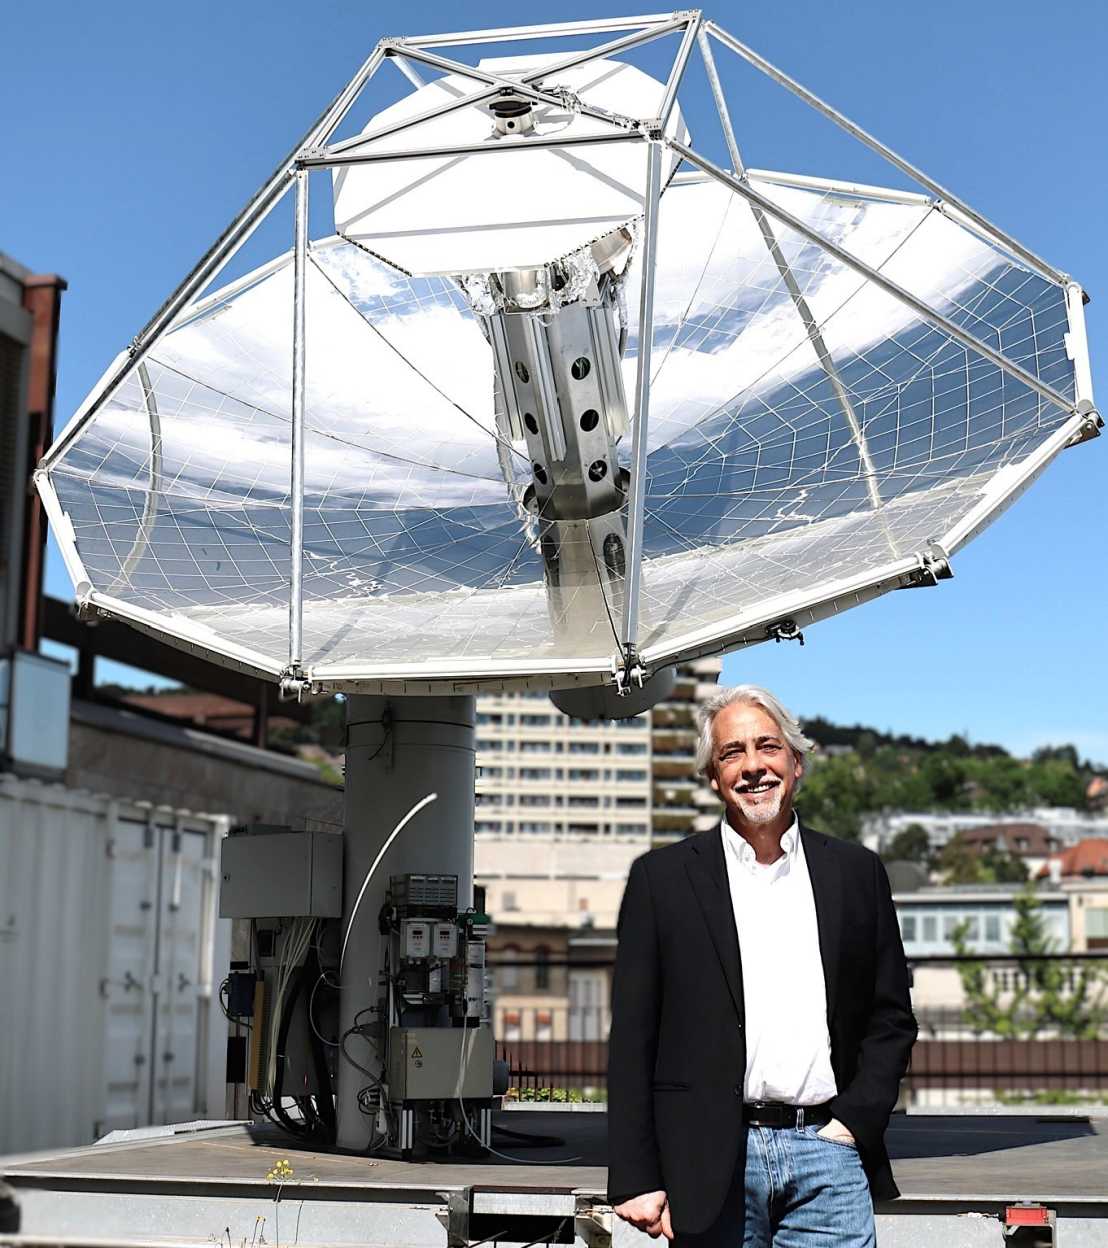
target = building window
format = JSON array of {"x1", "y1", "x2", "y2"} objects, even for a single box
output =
[
  {"x1": 500, "y1": 948, "x2": 520, "y2": 991},
  {"x1": 922, "y1": 914, "x2": 937, "y2": 942},
  {"x1": 1087, "y1": 907, "x2": 1108, "y2": 949},
  {"x1": 985, "y1": 913, "x2": 1001, "y2": 943},
  {"x1": 616, "y1": 742, "x2": 648, "y2": 755},
  {"x1": 535, "y1": 946, "x2": 551, "y2": 992},
  {"x1": 568, "y1": 768, "x2": 599, "y2": 781},
  {"x1": 900, "y1": 915, "x2": 917, "y2": 944},
  {"x1": 501, "y1": 891, "x2": 518, "y2": 912},
  {"x1": 536, "y1": 1011, "x2": 553, "y2": 1042},
  {"x1": 569, "y1": 742, "x2": 600, "y2": 754}
]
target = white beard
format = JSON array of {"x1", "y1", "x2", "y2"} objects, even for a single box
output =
[{"x1": 733, "y1": 785, "x2": 784, "y2": 825}]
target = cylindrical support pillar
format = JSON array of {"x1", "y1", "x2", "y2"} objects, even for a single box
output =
[{"x1": 336, "y1": 694, "x2": 476, "y2": 1150}]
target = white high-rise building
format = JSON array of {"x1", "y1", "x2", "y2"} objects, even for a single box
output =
[{"x1": 474, "y1": 693, "x2": 653, "y2": 843}]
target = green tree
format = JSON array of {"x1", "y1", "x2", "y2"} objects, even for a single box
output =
[
  {"x1": 952, "y1": 883, "x2": 1108, "y2": 1039},
  {"x1": 936, "y1": 834, "x2": 987, "y2": 884},
  {"x1": 883, "y1": 823, "x2": 930, "y2": 865},
  {"x1": 919, "y1": 753, "x2": 969, "y2": 808},
  {"x1": 1027, "y1": 759, "x2": 1086, "y2": 809},
  {"x1": 796, "y1": 754, "x2": 869, "y2": 840},
  {"x1": 979, "y1": 847, "x2": 1029, "y2": 884}
]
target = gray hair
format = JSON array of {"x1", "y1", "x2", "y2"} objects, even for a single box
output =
[{"x1": 695, "y1": 684, "x2": 815, "y2": 776}]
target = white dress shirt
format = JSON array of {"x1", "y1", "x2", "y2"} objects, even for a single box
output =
[{"x1": 721, "y1": 814, "x2": 838, "y2": 1105}]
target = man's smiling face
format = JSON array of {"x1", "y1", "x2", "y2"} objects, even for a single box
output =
[{"x1": 707, "y1": 701, "x2": 803, "y2": 835}]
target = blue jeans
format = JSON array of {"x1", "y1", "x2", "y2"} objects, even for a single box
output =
[{"x1": 741, "y1": 1124, "x2": 875, "y2": 1247}]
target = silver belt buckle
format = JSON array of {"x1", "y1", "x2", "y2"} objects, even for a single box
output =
[{"x1": 795, "y1": 1106, "x2": 805, "y2": 1129}]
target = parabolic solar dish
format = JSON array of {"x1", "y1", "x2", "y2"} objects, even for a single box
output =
[{"x1": 36, "y1": 12, "x2": 1098, "y2": 697}]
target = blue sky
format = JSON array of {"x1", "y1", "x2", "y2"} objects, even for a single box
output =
[{"x1": 3, "y1": 1, "x2": 1105, "y2": 760}]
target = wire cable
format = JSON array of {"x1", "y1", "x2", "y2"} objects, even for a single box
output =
[{"x1": 339, "y1": 791, "x2": 438, "y2": 972}]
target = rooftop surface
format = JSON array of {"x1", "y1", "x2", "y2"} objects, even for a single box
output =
[{"x1": 5, "y1": 1109, "x2": 1107, "y2": 1207}]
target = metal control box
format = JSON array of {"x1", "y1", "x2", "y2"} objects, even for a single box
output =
[
  {"x1": 219, "y1": 829, "x2": 343, "y2": 918},
  {"x1": 387, "y1": 1026, "x2": 494, "y2": 1100}
]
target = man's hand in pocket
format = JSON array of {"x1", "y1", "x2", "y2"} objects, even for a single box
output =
[{"x1": 816, "y1": 1117, "x2": 856, "y2": 1145}]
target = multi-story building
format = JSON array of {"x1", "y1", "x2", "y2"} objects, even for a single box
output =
[
  {"x1": 474, "y1": 658, "x2": 722, "y2": 846},
  {"x1": 475, "y1": 660, "x2": 722, "y2": 1048},
  {"x1": 474, "y1": 691, "x2": 653, "y2": 842},
  {"x1": 650, "y1": 657, "x2": 723, "y2": 843}
]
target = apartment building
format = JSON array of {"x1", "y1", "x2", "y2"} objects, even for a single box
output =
[
  {"x1": 474, "y1": 657, "x2": 722, "y2": 848},
  {"x1": 651, "y1": 657, "x2": 723, "y2": 842},
  {"x1": 474, "y1": 693, "x2": 653, "y2": 842},
  {"x1": 475, "y1": 661, "x2": 722, "y2": 1046}
]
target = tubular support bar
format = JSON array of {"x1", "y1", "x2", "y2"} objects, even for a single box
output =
[
  {"x1": 621, "y1": 140, "x2": 663, "y2": 655},
  {"x1": 705, "y1": 21, "x2": 1067, "y2": 287},
  {"x1": 41, "y1": 43, "x2": 387, "y2": 472},
  {"x1": 305, "y1": 130, "x2": 645, "y2": 168},
  {"x1": 384, "y1": 43, "x2": 639, "y2": 134},
  {"x1": 406, "y1": 14, "x2": 678, "y2": 48},
  {"x1": 697, "y1": 27, "x2": 891, "y2": 550},
  {"x1": 670, "y1": 140, "x2": 1078, "y2": 417},
  {"x1": 658, "y1": 15, "x2": 700, "y2": 128},
  {"x1": 289, "y1": 169, "x2": 308, "y2": 670}
]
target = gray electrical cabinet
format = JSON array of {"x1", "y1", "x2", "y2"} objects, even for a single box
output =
[
  {"x1": 219, "y1": 828, "x2": 343, "y2": 918},
  {"x1": 387, "y1": 1026, "x2": 494, "y2": 1100}
]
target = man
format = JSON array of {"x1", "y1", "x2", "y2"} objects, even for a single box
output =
[{"x1": 607, "y1": 685, "x2": 917, "y2": 1245}]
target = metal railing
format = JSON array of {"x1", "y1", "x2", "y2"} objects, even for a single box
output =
[{"x1": 488, "y1": 955, "x2": 1108, "y2": 1106}]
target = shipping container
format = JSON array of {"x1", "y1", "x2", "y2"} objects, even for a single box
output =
[{"x1": 0, "y1": 775, "x2": 231, "y2": 1153}]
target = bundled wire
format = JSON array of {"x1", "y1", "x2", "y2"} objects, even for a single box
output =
[{"x1": 263, "y1": 917, "x2": 318, "y2": 1099}]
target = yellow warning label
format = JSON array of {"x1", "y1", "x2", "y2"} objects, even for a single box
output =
[{"x1": 411, "y1": 1046, "x2": 423, "y2": 1060}]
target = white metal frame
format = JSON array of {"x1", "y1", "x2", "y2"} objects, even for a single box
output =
[{"x1": 35, "y1": 9, "x2": 1099, "y2": 697}]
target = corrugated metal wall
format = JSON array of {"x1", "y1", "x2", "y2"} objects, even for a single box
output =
[{"x1": 0, "y1": 776, "x2": 230, "y2": 1154}]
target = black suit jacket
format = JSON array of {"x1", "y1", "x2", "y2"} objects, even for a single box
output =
[{"x1": 606, "y1": 820, "x2": 917, "y2": 1236}]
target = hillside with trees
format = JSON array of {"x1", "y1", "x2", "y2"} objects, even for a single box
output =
[{"x1": 795, "y1": 720, "x2": 1100, "y2": 843}]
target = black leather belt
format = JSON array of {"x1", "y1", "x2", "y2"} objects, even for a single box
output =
[{"x1": 742, "y1": 1100, "x2": 833, "y2": 1129}]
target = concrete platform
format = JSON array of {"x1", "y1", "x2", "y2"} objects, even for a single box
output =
[{"x1": 2, "y1": 1110, "x2": 1107, "y2": 1245}]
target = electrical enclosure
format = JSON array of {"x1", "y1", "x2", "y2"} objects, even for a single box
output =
[
  {"x1": 219, "y1": 829, "x2": 343, "y2": 918},
  {"x1": 387, "y1": 1026, "x2": 494, "y2": 1100}
]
